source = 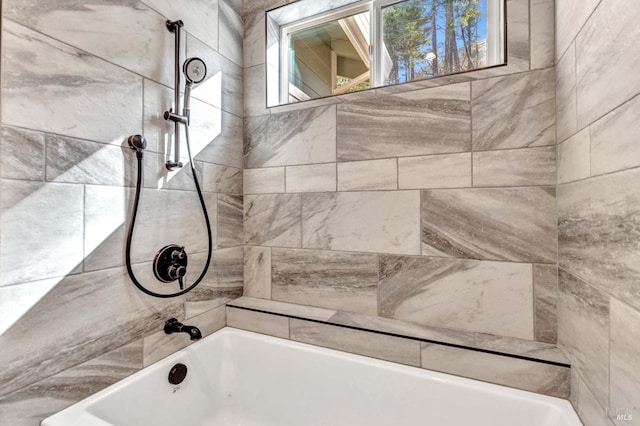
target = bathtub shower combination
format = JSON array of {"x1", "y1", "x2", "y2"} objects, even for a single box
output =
[
  {"x1": 35, "y1": 13, "x2": 585, "y2": 426},
  {"x1": 42, "y1": 328, "x2": 582, "y2": 426}
]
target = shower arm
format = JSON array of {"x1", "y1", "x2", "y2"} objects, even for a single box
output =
[{"x1": 164, "y1": 19, "x2": 186, "y2": 171}]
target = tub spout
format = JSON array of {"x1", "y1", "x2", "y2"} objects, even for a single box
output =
[{"x1": 164, "y1": 318, "x2": 202, "y2": 340}]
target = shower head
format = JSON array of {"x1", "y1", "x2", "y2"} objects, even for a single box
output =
[{"x1": 183, "y1": 57, "x2": 207, "y2": 85}]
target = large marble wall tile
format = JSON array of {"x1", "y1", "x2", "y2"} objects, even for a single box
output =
[
  {"x1": 187, "y1": 35, "x2": 244, "y2": 118},
  {"x1": 202, "y1": 163, "x2": 242, "y2": 194},
  {"x1": 609, "y1": 298, "x2": 640, "y2": 420},
  {"x1": 505, "y1": 0, "x2": 531, "y2": 72},
  {"x1": 285, "y1": 163, "x2": 336, "y2": 193},
  {"x1": 1, "y1": 20, "x2": 142, "y2": 144},
  {"x1": 398, "y1": 153, "x2": 471, "y2": 189},
  {"x1": 472, "y1": 146, "x2": 556, "y2": 187},
  {"x1": 244, "y1": 106, "x2": 336, "y2": 168},
  {"x1": 337, "y1": 83, "x2": 471, "y2": 161},
  {"x1": 421, "y1": 187, "x2": 557, "y2": 263},
  {"x1": 194, "y1": 110, "x2": 243, "y2": 169},
  {"x1": 576, "y1": 377, "x2": 615, "y2": 426},
  {"x1": 0, "y1": 340, "x2": 143, "y2": 426},
  {"x1": 0, "y1": 127, "x2": 45, "y2": 181},
  {"x1": 244, "y1": 246, "x2": 271, "y2": 299},
  {"x1": 271, "y1": 248, "x2": 378, "y2": 315},
  {"x1": 472, "y1": 69, "x2": 556, "y2": 150},
  {"x1": 0, "y1": 265, "x2": 184, "y2": 396},
  {"x1": 420, "y1": 344, "x2": 570, "y2": 398},
  {"x1": 244, "y1": 64, "x2": 268, "y2": 117},
  {"x1": 83, "y1": 185, "x2": 130, "y2": 272},
  {"x1": 83, "y1": 185, "x2": 216, "y2": 271},
  {"x1": 3, "y1": 0, "x2": 175, "y2": 87},
  {"x1": 142, "y1": 78, "x2": 173, "y2": 155},
  {"x1": 590, "y1": 94, "x2": 640, "y2": 176},
  {"x1": 45, "y1": 134, "x2": 134, "y2": 186},
  {"x1": 290, "y1": 319, "x2": 421, "y2": 367},
  {"x1": 555, "y1": 0, "x2": 599, "y2": 60},
  {"x1": 217, "y1": 194, "x2": 243, "y2": 248},
  {"x1": 557, "y1": 269, "x2": 610, "y2": 408},
  {"x1": 576, "y1": 0, "x2": 640, "y2": 128},
  {"x1": 378, "y1": 256, "x2": 534, "y2": 340},
  {"x1": 244, "y1": 167, "x2": 285, "y2": 194},
  {"x1": 184, "y1": 248, "x2": 244, "y2": 316},
  {"x1": 302, "y1": 191, "x2": 420, "y2": 255},
  {"x1": 1, "y1": 180, "x2": 83, "y2": 286},
  {"x1": 555, "y1": 42, "x2": 577, "y2": 142},
  {"x1": 533, "y1": 264, "x2": 558, "y2": 344},
  {"x1": 244, "y1": 194, "x2": 301, "y2": 247},
  {"x1": 337, "y1": 159, "x2": 397, "y2": 191},
  {"x1": 140, "y1": 0, "x2": 218, "y2": 50},
  {"x1": 226, "y1": 306, "x2": 290, "y2": 339},
  {"x1": 219, "y1": 0, "x2": 243, "y2": 66},
  {"x1": 243, "y1": 13, "x2": 264, "y2": 68},
  {"x1": 558, "y1": 167, "x2": 640, "y2": 312},
  {"x1": 530, "y1": 0, "x2": 555, "y2": 70},
  {"x1": 557, "y1": 129, "x2": 590, "y2": 184}
]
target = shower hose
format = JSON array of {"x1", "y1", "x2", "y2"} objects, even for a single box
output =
[{"x1": 125, "y1": 126, "x2": 213, "y2": 298}]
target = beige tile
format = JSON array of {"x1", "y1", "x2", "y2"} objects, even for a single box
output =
[
  {"x1": 302, "y1": 191, "x2": 421, "y2": 255},
  {"x1": 244, "y1": 64, "x2": 268, "y2": 117},
  {"x1": 473, "y1": 146, "x2": 556, "y2": 187},
  {"x1": 557, "y1": 129, "x2": 590, "y2": 184},
  {"x1": 530, "y1": 0, "x2": 555, "y2": 70},
  {"x1": 472, "y1": 69, "x2": 556, "y2": 150},
  {"x1": 337, "y1": 159, "x2": 397, "y2": 191},
  {"x1": 290, "y1": 319, "x2": 421, "y2": 367},
  {"x1": 0, "y1": 340, "x2": 143, "y2": 426},
  {"x1": 609, "y1": 298, "x2": 640, "y2": 418},
  {"x1": 533, "y1": 264, "x2": 558, "y2": 344},
  {"x1": 398, "y1": 153, "x2": 471, "y2": 189},
  {"x1": 0, "y1": 127, "x2": 45, "y2": 181},
  {"x1": 243, "y1": 167, "x2": 285, "y2": 194},
  {"x1": 379, "y1": 256, "x2": 534, "y2": 340},
  {"x1": 420, "y1": 343, "x2": 570, "y2": 398},
  {"x1": 591, "y1": 94, "x2": 640, "y2": 176},
  {"x1": 555, "y1": 0, "x2": 600, "y2": 60},
  {"x1": 576, "y1": 377, "x2": 615, "y2": 426},
  {"x1": 576, "y1": 0, "x2": 640, "y2": 128},
  {"x1": 422, "y1": 187, "x2": 557, "y2": 263},
  {"x1": 243, "y1": 246, "x2": 272, "y2": 299},
  {"x1": 1, "y1": 180, "x2": 84, "y2": 285},
  {"x1": 272, "y1": 248, "x2": 378, "y2": 315},
  {"x1": 203, "y1": 164, "x2": 242, "y2": 194},
  {"x1": 556, "y1": 42, "x2": 577, "y2": 142},
  {"x1": 286, "y1": 163, "x2": 336, "y2": 193},
  {"x1": 226, "y1": 306, "x2": 289, "y2": 339},
  {"x1": 245, "y1": 105, "x2": 336, "y2": 167},
  {"x1": 558, "y1": 270, "x2": 610, "y2": 408},
  {"x1": 244, "y1": 194, "x2": 301, "y2": 247},
  {"x1": 1, "y1": 20, "x2": 142, "y2": 144}
]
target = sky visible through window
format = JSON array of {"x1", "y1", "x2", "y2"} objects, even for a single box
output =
[{"x1": 382, "y1": 0, "x2": 489, "y2": 85}]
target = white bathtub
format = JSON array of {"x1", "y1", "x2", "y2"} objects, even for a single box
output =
[{"x1": 42, "y1": 327, "x2": 582, "y2": 426}]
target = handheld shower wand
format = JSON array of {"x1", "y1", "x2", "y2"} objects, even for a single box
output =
[
  {"x1": 124, "y1": 22, "x2": 213, "y2": 298},
  {"x1": 182, "y1": 57, "x2": 207, "y2": 125}
]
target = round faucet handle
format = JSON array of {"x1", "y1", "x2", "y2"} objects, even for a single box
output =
[{"x1": 168, "y1": 265, "x2": 187, "y2": 280}]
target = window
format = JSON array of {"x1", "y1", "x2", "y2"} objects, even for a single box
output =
[{"x1": 267, "y1": 0, "x2": 505, "y2": 106}]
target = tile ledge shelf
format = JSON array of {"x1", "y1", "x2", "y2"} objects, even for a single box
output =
[
  {"x1": 227, "y1": 297, "x2": 569, "y2": 366},
  {"x1": 226, "y1": 297, "x2": 571, "y2": 399}
]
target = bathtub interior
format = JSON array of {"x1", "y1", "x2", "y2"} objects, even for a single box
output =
[{"x1": 43, "y1": 328, "x2": 582, "y2": 426}]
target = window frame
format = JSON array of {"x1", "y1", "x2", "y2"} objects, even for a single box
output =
[{"x1": 273, "y1": 0, "x2": 505, "y2": 106}]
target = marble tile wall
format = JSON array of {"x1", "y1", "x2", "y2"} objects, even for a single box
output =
[
  {"x1": 242, "y1": 0, "x2": 559, "y2": 356},
  {"x1": 555, "y1": 0, "x2": 640, "y2": 423},
  {"x1": 0, "y1": 0, "x2": 243, "y2": 422}
]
